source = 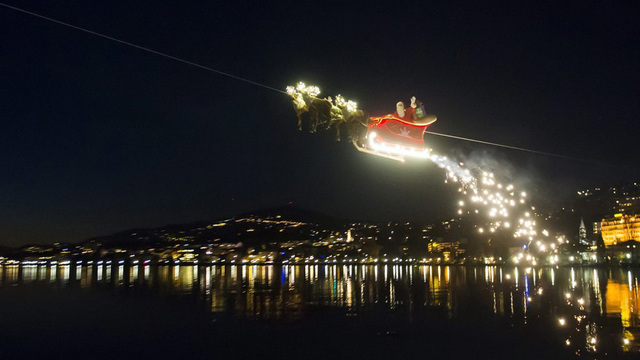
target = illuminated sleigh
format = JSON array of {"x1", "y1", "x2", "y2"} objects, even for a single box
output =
[{"x1": 353, "y1": 115, "x2": 437, "y2": 162}]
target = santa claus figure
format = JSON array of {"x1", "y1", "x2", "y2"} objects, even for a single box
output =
[{"x1": 393, "y1": 101, "x2": 416, "y2": 122}]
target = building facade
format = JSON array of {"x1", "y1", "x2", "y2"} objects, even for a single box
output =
[{"x1": 601, "y1": 214, "x2": 640, "y2": 247}]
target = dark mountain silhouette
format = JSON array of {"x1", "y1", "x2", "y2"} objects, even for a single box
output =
[
  {"x1": 81, "y1": 206, "x2": 345, "y2": 248},
  {"x1": 237, "y1": 205, "x2": 345, "y2": 227}
]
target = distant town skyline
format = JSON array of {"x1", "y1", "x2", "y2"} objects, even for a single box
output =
[{"x1": 2, "y1": 180, "x2": 637, "y2": 252}]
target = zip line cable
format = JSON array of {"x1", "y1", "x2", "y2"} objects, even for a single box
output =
[
  {"x1": 0, "y1": 3, "x2": 620, "y2": 167},
  {"x1": 425, "y1": 130, "x2": 623, "y2": 169},
  {"x1": 425, "y1": 130, "x2": 595, "y2": 163},
  {"x1": 0, "y1": 2, "x2": 287, "y2": 95}
]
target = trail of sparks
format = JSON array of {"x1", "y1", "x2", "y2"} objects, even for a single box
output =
[{"x1": 428, "y1": 152, "x2": 548, "y2": 248}]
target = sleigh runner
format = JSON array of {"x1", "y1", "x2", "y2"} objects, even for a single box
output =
[{"x1": 352, "y1": 115, "x2": 437, "y2": 162}]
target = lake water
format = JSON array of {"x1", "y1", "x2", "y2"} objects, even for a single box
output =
[{"x1": 2, "y1": 264, "x2": 640, "y2": 359}]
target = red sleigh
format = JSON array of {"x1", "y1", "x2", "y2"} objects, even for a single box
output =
[{"x1": 352, "y1": 115, "x2": 437, "y2": 162}]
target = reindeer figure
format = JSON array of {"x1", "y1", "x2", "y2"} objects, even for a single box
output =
[
  {"x1": 289, "y1": 91, "x2": 308, "y2": 131},
  {"x1": 329, "y1": 95, "x2": 367, "y2": 142},
  {"x1": 304, "y1": 94, "x2": 332, "y2": 133},
  {"x1": 345, "y1": 109, "x2": 368, "y2": 145},
  {"x1": 287, "y1": 83, "x2": 331, "y2": 133},
  {"x1": 325, "y1": 103, "x2": 345, "y2": 141}
]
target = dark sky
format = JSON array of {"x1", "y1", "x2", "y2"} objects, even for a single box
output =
[{"x1": 1, "y1": 1, "x2": 639, "y2": 246}]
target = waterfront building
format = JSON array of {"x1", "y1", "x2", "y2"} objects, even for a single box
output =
[
  {"x1": 573, "y1": 182, "x2": 640, "y2": 238},
  {"x1": 427, "y1": 239, "x2": 465, "y2": 261},
  {"x1": 601, "y1": 214, "x2": 640, "y2": 247}
]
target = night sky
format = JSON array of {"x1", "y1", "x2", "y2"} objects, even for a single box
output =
[{"x1": 1, "y1": 1, "x2": 639, "y2": 246}]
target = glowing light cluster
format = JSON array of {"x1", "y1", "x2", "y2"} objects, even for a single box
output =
[
  {"x1": 335, "y1": 94, "x2": 358, "y2": 112},
  {"x1": 369, "y1": 132, "x2": 431, "y2": 159},
  {"x1": 286, "y1": 84, "x2": 359, "y2": 112},
  {"x1": 286, "y1": 82, "x2": 321, "y2": 97},
  {"x1": 427, "y1": 152, "x2": 548, "y2": 247},
  {"x1": 428, "y1": 155, "x2": 476, "y2": 188}
]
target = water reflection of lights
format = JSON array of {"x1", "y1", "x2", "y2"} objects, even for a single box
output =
[{"x1": 3, "y1": 264, "x2": 640, "y2": 354}]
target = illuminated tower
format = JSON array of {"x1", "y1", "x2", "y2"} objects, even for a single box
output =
[{"x1": 578, "y1": 217, "x2": 590, "y2": 246}]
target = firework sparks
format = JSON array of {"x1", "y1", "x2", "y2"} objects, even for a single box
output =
[{"x1": 428, "y1": 151, "x2": 547, "y2": 248}]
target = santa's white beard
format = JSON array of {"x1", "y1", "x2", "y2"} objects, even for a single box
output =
[{"x1": 396, "y1": 106, "x2": 405, "y2": 118}]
